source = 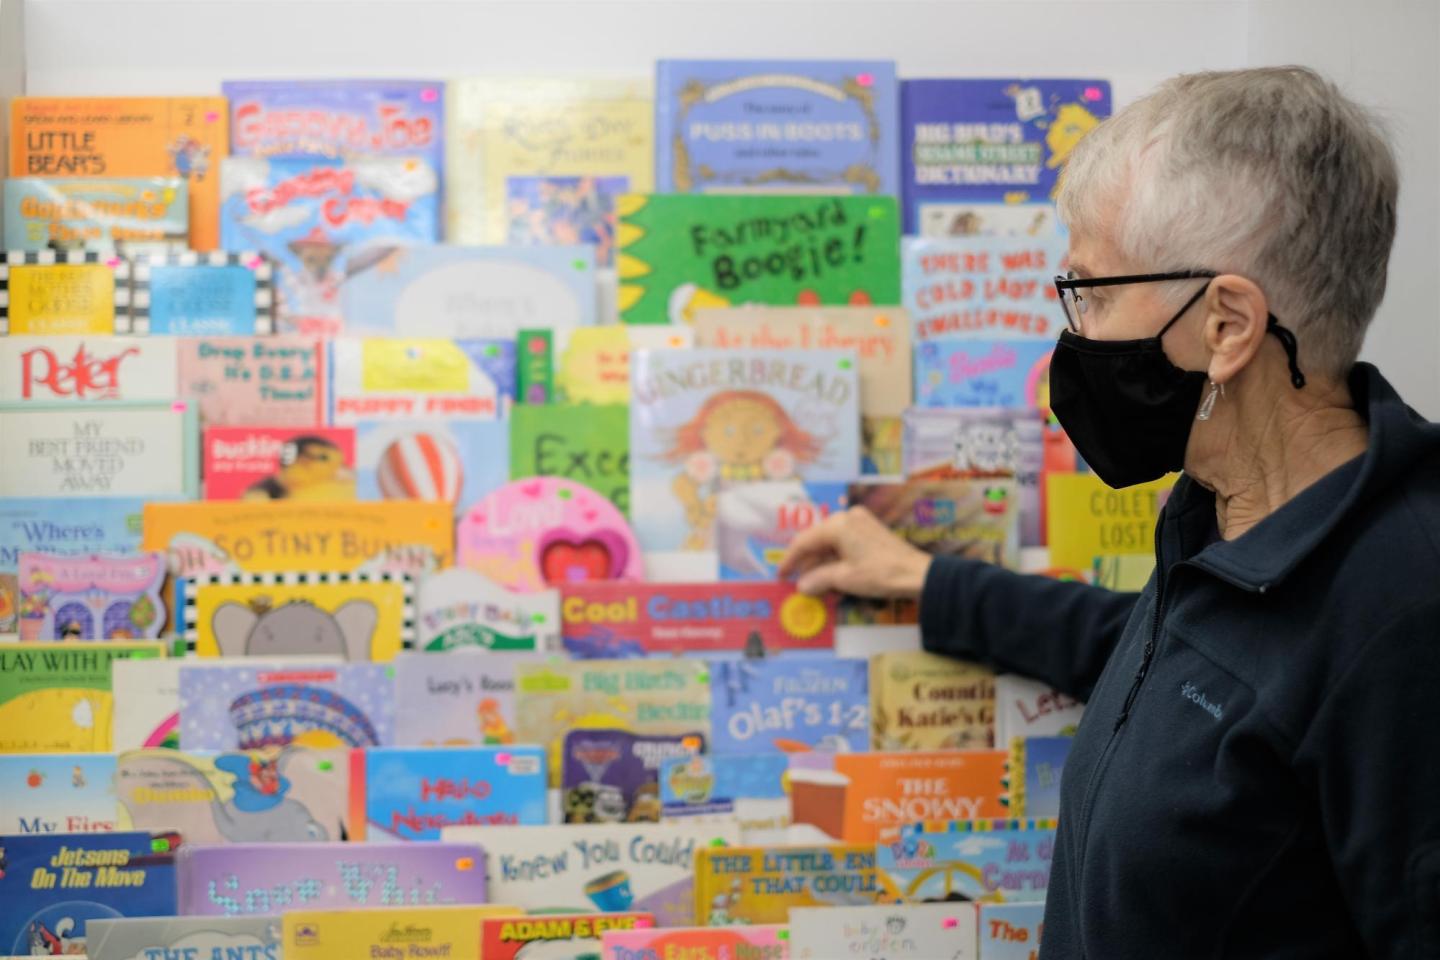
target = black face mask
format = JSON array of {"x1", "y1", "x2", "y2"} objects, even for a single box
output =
[{"x1": 1049, "y1": 284, "x2": 1307, "y2": 489}]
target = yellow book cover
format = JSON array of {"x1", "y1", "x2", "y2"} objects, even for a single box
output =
[
  {"x1": 0, "y1": 641, "x2": 165, "y2": 753},
  {"x1": 446, "y1": 77, "x2": 653, "y2": 262},
  {"x1": 10, "y1": 97, "x2": 229, "y2": 250},
  {"x1": 870, "y1": 650, "x2": 995, "y2": 751},
  {"x1": 694, "y1": 844, "x2": 900, "y2": 926},
  {"x1": 191, "y1": 577, "x2": 409, "y2": 661},
  {"x1": 1045, "y1": 473, "x2": 1175, "y2": 573},
  {"x1": 283, "y1": 904, "x2": 523, "y2": 958},
  {"x1": 554, "y1": 325, "x2": 690, "y2": 404},
  {"x1": 0, "y1": 251, "x2": 130, "y2": 335}
]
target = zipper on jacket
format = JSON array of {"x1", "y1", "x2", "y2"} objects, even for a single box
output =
[{"x1": 1112, "y1": 520, "x2": 1171, "y2": 732}]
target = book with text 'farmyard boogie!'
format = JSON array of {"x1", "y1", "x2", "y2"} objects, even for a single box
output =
[
  {"x1": 790, "y1": 903, "x2": 979, "y2": 960},
  {"x1": 282, "y1": 905, "x2": 523, "y2": 958},
  {"x1": 0, "y1": 642, "x2": 165, "y2": 753},
  {"x1": 878, "y1": 819, "x2": 1057, "y2": 905},
  {"x1": 0, "y1": 831, "x2": 180, "y2": 956},
  {"x1": 693, "y1": 843, "x2": 900, "y2": 926},
  {"x1": 441, "y1": 821, "x2": 741, "y2": 927},
  {"x1": 482, "y1": 911, "x2": 654, "y2": 960},
  {"x1": 601, "y1": 924, "x2": 788, "y2": 960},
  {"x1": 176, "y1": 841, "x2": 489, "y2": 916},
  {"x1": 708, "y1": 656, "x2": 869, "y2": 754},
  {"x1": 0, "y1": 754, "x2": 119, "y2": 835},
  {"x1": 84, "y1": 915, "x2": 281, "y2": 960}
]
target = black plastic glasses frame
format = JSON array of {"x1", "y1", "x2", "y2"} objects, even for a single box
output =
[{"x1": 1053, "y1": 270, "x2": 1218, "y2": 333}]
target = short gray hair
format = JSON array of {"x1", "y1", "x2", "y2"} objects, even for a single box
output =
[{"x1": 1057, "y1": 66, "x2": 1398, "y2": 378}]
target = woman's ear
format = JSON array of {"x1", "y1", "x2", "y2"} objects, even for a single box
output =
[{"x1": 1204, "y1": 274, "x2": 1269, "y2": 385}]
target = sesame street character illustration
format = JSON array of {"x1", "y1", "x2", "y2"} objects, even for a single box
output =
[
  {"x1": 663, "y1": 391, "x2": 823, "y2": 551},
  {"x1": 242, "y1": 435, "x2": 354, "y2": 501}
]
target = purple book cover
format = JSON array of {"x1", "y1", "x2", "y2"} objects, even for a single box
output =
[
  {"x1": 562, "y1": 729, "x2": 705, "y2": 824},
  {"x1": 175, "y1": 841, "x2": 487, "y2": 916}
]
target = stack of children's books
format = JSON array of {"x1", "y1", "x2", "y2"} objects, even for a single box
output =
[{"x1": 0, "y1": 62, "x2": 1137, "y2": 958}]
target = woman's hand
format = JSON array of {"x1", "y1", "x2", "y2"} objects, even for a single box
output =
[{"x1": 777, "y1": 506, "x2": 933, "y2": 600}]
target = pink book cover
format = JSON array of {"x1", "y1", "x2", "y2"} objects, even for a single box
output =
[
  {"x1": 602, "y1": 925, "x2": 788, "y2": 959},
  {"x1": 17, "y1": 551, "x2": 167, "y2": 640},
  {"x1": 177, "y1": 336, "x2": 326, "y2": 428},
  {"x1": 203, "y1": 426, "x2": 356, "y2": 501}
]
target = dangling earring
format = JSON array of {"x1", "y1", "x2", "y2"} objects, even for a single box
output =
[{"x1": 1197, "y1": 380, "x2": 1224, "y2": 421}]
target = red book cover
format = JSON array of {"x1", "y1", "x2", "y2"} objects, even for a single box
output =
[{"x1": 203, "y1": 426, "x2": 355, "y2": 501}]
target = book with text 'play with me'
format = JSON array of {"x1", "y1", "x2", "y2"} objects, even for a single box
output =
[{"x1": 0, "y1": 642, "x2": 165, "y2": 753}]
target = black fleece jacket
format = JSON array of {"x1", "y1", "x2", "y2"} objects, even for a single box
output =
[{"x1": 920, "y1": 363, "x2": 1440, "y2": 958}]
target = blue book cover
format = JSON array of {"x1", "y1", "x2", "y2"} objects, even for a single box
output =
[
  {"x1": 879, "y1": 819, "x2": 1057, "y2": 905},
  {"x1": 708, "y1": 657, "x2": 869, "y2": 754},
  {"x1": 351, "y1": 746, "x2": 547, "y2": 842},
  {"x1": 659, "y1": 752, "x2": 788, "y2": 822},
  {"x1": 914, "y1": 338, "x2": 1054, "y2": 409},
  {"x1": 716, "y1": 480, "x2": 848, "y2": 581},
  {"x1": 0, "y1": 831, "x2": 179, "y2": 956},
  {"x1": 900, "y1": 78, "x2": 1112, "y2": 235},
  {"x1": 339, "y1": 244, "x2": 597, "y2": 338},
  {"x1": 355, "y1": 418, "x2": 510, "y2": 512},
  {"x1": 3, "y1": 177, "x2": 188, "y2": 254},
  {"x1": 903, "y1": 235, "x2": 1068, "y2": 343},
  {"x1": 0, "y1": 754, "x2": 119, "y2": 835},
  {"x1": 655, "y1": 59, "x2": 900, "y2": 195},
  {"x1": 218, "y1": 156, "x2": 440, "y2": 336},
  {"x1": 132, "y1": 252, "x2": 276, "y2": 336},
  {"x1": 1015, "y1": 735, "x2": 1072, "y2": 819},
  {"x1": 0, "y1": 497, "x2": 149, "y2": 634}
]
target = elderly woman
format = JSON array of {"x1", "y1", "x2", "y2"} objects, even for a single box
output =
[{"x1": 782, "y1": 67, "x2": 1440, "y2": 958}]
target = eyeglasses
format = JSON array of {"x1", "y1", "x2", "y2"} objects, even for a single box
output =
[{"x1": 1053, "y1": 270, "x2": 1218, "y2": 334}]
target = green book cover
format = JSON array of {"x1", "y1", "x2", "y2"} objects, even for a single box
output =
[
  {"x1": 510, "y1": 404, "x2": 630, "y2": 516},
  {"x1": 0, "y1": 641, "x2": 166, "y2": 752},
  {"x1": 616, "y1": 194, "x2": 902, "y2": 325},
  {"x1": 516, "y1": 327, "x2": 554, "y2": 404}
]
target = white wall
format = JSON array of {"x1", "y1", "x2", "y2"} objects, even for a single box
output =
[{"x1": 0, "y1": 0, "x2": 26, "y2": 235}]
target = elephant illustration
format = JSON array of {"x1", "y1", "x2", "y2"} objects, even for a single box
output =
[{"x1": 211, "y1": 597, "x2": 379, "y2": 660}]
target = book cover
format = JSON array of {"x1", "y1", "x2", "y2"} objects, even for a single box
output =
[
  {"x1": 517, "y1": 326, "x2": 555, "y2": 404},
  {"x1": 392, "y1": 650, "x2": 545, "y2": 746},
  {"x1": 561, "y1": 729, "x2": 704, "y2": 824},
  {"x1": 329, "y1": 337, "x2": 516, "y2": 426},
  {"x1": 218, "y1": 156, "x2": 440, "y2": 335},
  {"x1": 484, "y1": 912, "x2": 653, "y2": 960},
  {"x1": 790, "y1": 751, "x2": 1011, "y2": 845},
  {"x1": 177, "y1": 661, "x2": 396, "y2": 751},
  {"x1": 414, "y1": 569, "x2": 559, "y2": 653},
  {"x1": 186, "y1": 572, "x2": 411, "y2": 660},
  {"x1": 0, "y1": 642, "x2": 165, "y2": 753},
  {"x1": 176, "y1": 336, "x2": 326, "y2": 428},
  {"x1": 560, "y1": 582, "x2": 835, "y2": 659},
  {"x1": 715, "y1": 480, "x2": 847, "y2": 581},
  {"x1": 870, "y1": 651, "x2": 996, "y2": 751},
  {"x1": 899, "y1": 78, "x2": 1111, "y2": 235},
  {"x1": 126, "y1": 250, "x2": 277, "y2": 336},
  {"x1": 176, "y1": 841, "x2": 488, "y2": 916},
  {"x1": 1008, "y1": 736, "x2": 1072, "y2": 820},
  {"x1": 993, "y1": 675, "x2": 1083, "y2": 745},
  {"x1": 709, "y1": 657, "x2": 868, "y2": 754},
  {"x1": 601, "y1": 924, "x2": 787, "y2": 959},
  {"x1": 17, "y1": 551, "x2": 166, "y2": 640},
  {"x1": 659, "y1": 753, "x2": 792, "y2": 844},
  {"x1": 0, "y1": 498, "x2": 149, "y2": 634},
  {"x1": 340, "y1": 244, "x2": 598, "y2": 337},
  {"x1": 203, "y1": 426, "x2": 356, "y2": 501},
  {"x1": 655, "y1": 59, "x2": 899, "y2": 195},
  {"x1": 84, "y1": 915, "x2": 282, "y2": 960},
  {"x1": 978, "y1": 902, "x2": 1045, "y2": 959},
  {"x1": 0, "y1": 401, "x2": 199, "y2": 499},
  {"x1": 440, "y1": 822, "x2": 740, "y2": 926},
  {"x1": 1093, "y1": 552, "x2": 1156, "y2": 591},
  {"x1": 616, "y1": 195, "x2": 901, "y2": 326},
  {"x1": 0, "y1": 831, "x2": 179, "y2": 955},
  {"x1": 0, "y1": 335, "x2": 178, "y2": 404},
  {"x1": 0, "y1": 249, "x2": 131, "y2": 335},
  {"x1": 457, "y1": 477, "x2": 643, "y2": 593},
  {"x1": 10, "y1": 96, "x2": 229, "y2": 249},
  {"x1": 3, "y1": 177, "x2": 187, "y2": 254},
  {"x1": 355, "y1": 418, "x2": 509, "y2": 511},
  {"x1": 903, "y1": 236, "x2": 1065, "y2": 343},
  {"x1": 790, "y1": 903, "x2": 978, "y2": 959},
  {"x1": 1045, "y1": 472, "x2": 1174, "y2": 573},
  {"x1": 629, "y1": 348, "x2": 861, "y2": 553},
  {"x1": 447, "y1": 76, "x2": 653, "y2": 257},
  {"x1": 510, "y1": 403, "x2": 630, "y2": 515},
  {"x1": 115, "y1": 746, "x2": 349, "y2": 844},
  {"x1": 0, "y1": 754, "x2": 119, "y2": 834},
  {"x1": 282, "y1": 905, "x2": 522, "y2": 959},
  {"x1": 914, "y1": 339, "x2": 1054, "y2": 409},
  {"x1": 877, "y1": 819, "x2": 1057, "y2": 904},
  {"x1": 350, "y1": 746, "x2": 548, "y2": 841},
  {"x1": 847, "y1": 477, "x2": 1021, "y2": 569},
  {"x1": 553, "y1": 325, "x2": 691, "y2": 406},
  {"x1": 142, "y1": 500, "x2": 455, "y2": 581},
  {"x1": 693, "y1": 844, "x2": 896, "y2": 925}
]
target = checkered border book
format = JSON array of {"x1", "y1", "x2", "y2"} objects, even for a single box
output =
[
  {"x1": 121, "y1": 250, "x2": 276, "y2": 335},
  {"x1": 0, "y1": 249, "x2": 132, "y2": 335}
]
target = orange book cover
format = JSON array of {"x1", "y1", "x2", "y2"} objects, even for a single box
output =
[{"x1": 11, "y1": 97, "x2": 228, "y2": 250}]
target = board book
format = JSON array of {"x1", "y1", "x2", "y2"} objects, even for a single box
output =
[
  {"x1": 16, "y1": 551, "x2": 166, "y2": 640},
  {"x1": 978, "y1": 902, "x2": 1045, "y2": 959},
  {"x1": 914, "y1": 338, "x2": 1054, "y2": 409},
  {"x1": 0, "y1": 334, "x2": 179, "y2": 404},
  {"x1": 83, "y1": 915, "x2": 282, "y2": 960},
  {"x1": 659, "y1": 753, "x2": 792, "y2": 845},
  {"x1": 349, "y1": 745, "x2": 548, "y2": 841},
  {"x1": 1007, "y1": 736, "x2": 1072, "y2": 819},
  {"x1": 870, "y1": 650, "x2": 996, "y2": 751},
  {"x1": 0, "y1": 248, "x2": 130, "y2": 336},
  {"x1": 1044, "y1": 472, "x2": 1174, "y2": 574},
  {"x1": 282, "y1": 905, "x2": 523, "y2": 959},
  {"x1": 553, "y1": 324, "x2": 691, "y2": 406},
  {"x1": 715, "y1": 481, "x2": 847, "y2": 581},
  {"x1": 0, "y1": 642, "x2": 164, "y2": 753},
  {"x1": 561, "y1": 729, "x2": 704, "y2": 824},
  {"x1": 3, "y1": 176, "x2": 187, "y2": 254},
  {"x1": 903, "y1": 236, "x2": 1066, "y2": 343},
  {"x1": 414, "y1": 568, "x2": 559, "y2": 652},
  {"x1": 127, "y1": 250, "x2": 277, "y2": 336},
  {"x1": 202, "y1": 425, "x2": 356, "y2": 501},
  {"x1": 601, "y1": 924, "x2": 788, "y2": 960},
  {"x1": 329, "y1": 336, "x2": 515, "y2": 425},
  {"x1": 789, "y1": 903, "x2": 977, "y2": 960},
  {"x1": 392, "y1": 650, "x2": 544, "y2": 747},
  {"x1": 510, "y1": 402, "x2": 630, "y2": 515},
  {"x1": 878, "y1": 819, "x2": 1057, "y2": 905},
  {"x1": 848, "y1": 476, "x2": 1021, "y2": 570},
  {"x1": 994, "y1": 674, "x2": 1084, "y2": 745},
  {"x1": 356, "y1": 417, "x2": 509, "y2": 510},
  {"x1": 708, "y1": 656, "x2": 868, "y2": 754},
  {"x1": 176, "y1": 336, "x2": 326, "y2": 428},
  {"x1": 0, "y1": 753, "x2": 119, "y2": 835},
  {"x1": 484, "y1": 912, "x2": 654, "y2": 960},
  {"x1": 692, "y1": 844, "x2": 897, "y2": 926}
]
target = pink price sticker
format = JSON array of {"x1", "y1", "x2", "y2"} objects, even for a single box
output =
[
  {"x1": 635, "y1": 918, "x2": 655, "y2": 929},
  {"x1": 496, "y1": 752, "x2": 513, "y2": 765},
  {"x1": 942, "y1": 918, "x2": 959, "y2": 929},
  {"x1": 421, "y1": 87, "x2": 439, "y2": 103},
  {"x1": 856, "y1": 72, "x2": 875, "y2": 87},
  {"x1": 1084, "y1": 86, "x2": 1104, "y2": 101},
  {"x1": 243, "y1": 254, "x2": 264, "y2": 270},
  {"x1": 105, "y1": 256, "x2": 122, "y2": 269},
  {"x1": 205, "y1": 111, "x2": 220, "y2": 123}
]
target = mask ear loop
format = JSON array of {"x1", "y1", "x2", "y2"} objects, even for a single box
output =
[{"x1": 1266, "y1": 316, "x2": 1307, "y2": 388}]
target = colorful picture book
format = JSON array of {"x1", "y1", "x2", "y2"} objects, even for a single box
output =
[
  {"x1": 903, "y1": 236, "x2": 1066, "y2": 342},
  {"x1": 994, "y1": 675, "x2": 1084, "y2": 745},
  {"x1": 510, "y1": 403, "x2": 630, "y2": 515},
  {"x1": 175, "y1": 841, "x2": 488, "y2": 915},
  {"x1": 553, "y1": 324, "x2": 692, "y2": 405},
  {"x1": 0, "y1": 642, "x2": 165, "y2": 753},
  {"x1": 3, "y1": 176, "x2": 188, "y2": 253},
  {"x1": 790, "y1": 903, "x2": 978, "y2": 959},
  {"x1": 602, "y1": 924, "x2": 789, "y2": 959},
  {"x1": 176, "y1": 336, "x2": 326, "y2": 427},
  {"x1": 202, "y1": 426, "x2": 356, "y2": 501},
  {"x1": 878, "y1": 819, "x2": 1057, "y2": 904},
  {"x1": 127, "y1": 251, "x2": 277, "y2": 336},
  {"x1": 870, "y1": 651, "x2": 996, "y2": 751},
  {"x1": 1008, "y1": 736, "x2": 1072, "y2": 819},
  {"x1": 349, "y1": 745, "x2": 547, "y2": 841},
  {"x1": 560, "y1": 582, "x2": 836, "y2": 659},
  {"x1": 1094, "y1": 552, "x2": 1156, "y2": 591},
  {"x1": 848, "y1": 477, "x2": 1020, "y2": 569},
  {"x1": 659, "y1": 752, "x2": 792, "y2": 844},
  {"x1": 414, "y1": 568, "x2": 560, "y2": 652},
  {"x1": 900, "y1": 78, "x2": 1111, "y2": 235},
  {"x1": 329, "y1": 336, "x2": 515, "y2": 424},
  {"x1": 282, "y1": 905, "x2": 520, "y2": 958},
  {"x1": 16, "y1": 551, "x2": 166, "y2": 640},
  {"x1": 339, "y1": 244, "x2": 598, "y2": 336},
  {"x1": 716, "y1": 480, "x2": 847, "y2": 581},
  {"x1": 561, "y1": 729, "x2": 704, "y2": 823},
  {"x1": 616, "y1": 195, "x2": 902, "y2": 325},
  {"x1": 655, "y1": 59, "x2": 899, "y2": 195},
  {"x1": 0, "y1": 335, "x2": 179, "y2": 404},
  {"x1": 484, "y1": 912, "x2": 653, "y2": 960},
  {"x1": 693, "y1": 844, "x2": 896, "y2": 925},
  {"x1": 84, "y1": 916, "x2": 282, "y2": 960},
  {"x1": 709, "y1": 656, "x2": 868, "y2": 754},
  {"x1": 177, "y1": 661, "x2": 396, "y2": 751},
  {"x1": 1044, "y1": 472, "x2": 1175, "y2": 573},
  {"x1": 11, "y1": 96, "x2": 230, "y2": 249},
  {"x1": 629, "y1": 347, "x2": 862, "y2": 553},
  {"x1": 0, "y1": 831, "x2": 179, "y2": 956},
  {"x1": 115, "y1": 746, "x2": 350, "y2": 843},
  {"x1": 914, "y1": 338, "x2": 1054, "y2": 409},
  {"x1": 978, "y1": 902, "x2": 1045, "y2": 959},
  {"x1": 355, "y1": 417, "x2": 509, "y2": 509},
  {"x1": 440, "y1": 822, "x2": 740, "y2": 926},
  {"x1": 0, "y1": 753, "x2": 119, "y2": 834},
  {"x1": 392, "y1": 650, "x2": 545, "y2": 746},
  {"x1": 0, "y1": 249, "x2": 131, "y2": 335}
]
